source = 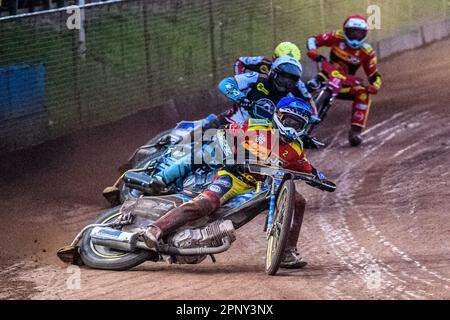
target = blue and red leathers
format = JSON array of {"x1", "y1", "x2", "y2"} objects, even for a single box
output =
[
  {"x1": 149, "y1": 118, "x2": 320, "y2": 250},
  {"x1": 218, "y1": 71, "x2": 317, "y2": 124}
]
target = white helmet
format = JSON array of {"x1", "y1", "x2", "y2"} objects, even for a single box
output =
[
  {"x1": 343, "y1": 15, "x2": 369, "y2": 49},
  {"x1": 269, "y1": 55, "x2": 303, "y2": 92}
]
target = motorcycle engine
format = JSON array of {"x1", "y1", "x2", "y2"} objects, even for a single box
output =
[
  {"x1": 181, "y1": 167, "x2": 216, "y2": 197},
  {"x1": 168, "y1": 220, "x2": 236, "y2": 264}
]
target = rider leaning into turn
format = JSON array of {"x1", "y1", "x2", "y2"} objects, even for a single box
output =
[
  {"x1": 141, "y1": 55, "x2": 317, "y2": 195},
  {"x1": 219, "y1": 54, "x2": 319, "y2": 125},
  {"x1": 143, "y1": 97, "x2": 333, "y2": 269},
  {"x1": 306, "y1": 15, "x2": 382, "y2": 146}
]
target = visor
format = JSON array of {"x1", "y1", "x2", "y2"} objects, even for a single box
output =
[
  {"x1": 280, "y1": 113, "x2": 307, "y2": 131},
  {"x1": 345, "y1": 28, "x2": 368, "y2": 41},
  {"x1": 275, "y1": 72, "x2": 299, "y2": 91}
]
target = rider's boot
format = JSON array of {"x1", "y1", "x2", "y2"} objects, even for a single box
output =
[
  {"x1": 143, "y1": 225, "x2": 163, "y2": 251},
  {"x1": 280, "y1": 247, "x2": 307, "y2": 269},
  {"x1": 280, "y1": 192, "x2": 307, "y2": 269},
  {"x1": 348, "y1": 125, "x2": 363, "y2": 147},
  {"x1": 142, "y1": 194, "x2": 218, "y2": 249}
]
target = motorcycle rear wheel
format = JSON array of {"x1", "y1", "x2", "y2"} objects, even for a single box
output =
[
  {"x1": 79, "y1": 206, "x2": 156, "y2": 270},
  {"x1": 265, "y1": 178, "x2": 295, "y2": 275},
  {"x1": 306, "y1": 89, "x2": 332, "y2": 136},
  {"x1": 316, "y1": 89, "x2": 333, "y2": 122}
]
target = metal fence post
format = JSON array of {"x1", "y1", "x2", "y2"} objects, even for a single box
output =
[
  {"x1": 72, "y1": 25, "x2": 82, "y2": 125},
  {"x1": 78, "y1": 0, "x2": 86, "y2": 58},
  {"x1": 319, "y1": 0, "x2": 326, "y2": 33},
  {"x1": 142, "y1": 0, "x2": 152, "y2": 101},
  {"x1": 270, "y1": 0, "x2": 277, "y2": 48},
  {"x1": 207, "y1": 0, "x2": 217, "y2": 85}
]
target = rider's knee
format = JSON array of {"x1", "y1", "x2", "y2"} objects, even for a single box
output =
[
  {"x1": 191, "y1": 193, "x2": 220, "y2": 217},
  {"x1": 354, "y1": 93, "x2": 371, "y2": 105}
]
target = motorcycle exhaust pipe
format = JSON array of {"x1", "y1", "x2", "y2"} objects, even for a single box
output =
[
  {"x1": 90, "y1": 227, "x2": 139, "y2": 252},
  {"x1": 90, "y1": 227, "x2": 232, "y2": 255},
  {"x1": 134, "y1": 237, "x2": 232, "y2": 255},
  {"x1": 155, "y1": 238, "x2": 231, "y2": 255}
]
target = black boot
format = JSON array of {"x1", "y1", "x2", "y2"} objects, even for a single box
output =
[
  {"x1": 348, "y1": 126, "x2": 363, "y2": 147},
  {"x1": 280, "y1": 247, "x2": 307, "y2": 269}
]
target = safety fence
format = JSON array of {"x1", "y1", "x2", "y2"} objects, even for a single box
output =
[{"x1": 0, "y1": 0, "x2": 448, "y2": 152}]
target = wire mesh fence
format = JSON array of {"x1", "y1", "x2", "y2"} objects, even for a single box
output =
[{"x1": 0, "y1": 0, "x2": 448, "y2": 152}]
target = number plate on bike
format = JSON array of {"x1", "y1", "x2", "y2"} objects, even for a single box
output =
[{"x1": 330, "y1": 77, "x2": 342, "y2": 89}]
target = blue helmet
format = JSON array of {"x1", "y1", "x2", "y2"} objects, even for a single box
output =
[{"x1": 273, "y1": 97, "x2": 312, "y2": 141}]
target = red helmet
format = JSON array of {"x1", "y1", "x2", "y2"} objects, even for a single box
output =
[{"x1": 343, "y1": 15, "x2": 369, "y2": 49}]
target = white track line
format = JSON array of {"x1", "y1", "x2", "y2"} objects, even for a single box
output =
[{"x1": 318, "y1": 111, "x2": 443, "y2": 299}]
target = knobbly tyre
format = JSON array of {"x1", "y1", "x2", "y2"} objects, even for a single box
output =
[
  {"x1": 57, "y1": 164, "x2": 335, "y2": 275},
  {"x1": 304, "y1": 56, "x2": 370, "y2": 143}
]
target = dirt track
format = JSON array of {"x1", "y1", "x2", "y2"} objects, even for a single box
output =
[{"x1": 1, "y1": 38, "x2": 450, "y2": 300}]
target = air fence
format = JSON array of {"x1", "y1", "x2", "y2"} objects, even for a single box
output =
[{"x1": 0, "y1": 0, "x2": 448, "y2": 152}]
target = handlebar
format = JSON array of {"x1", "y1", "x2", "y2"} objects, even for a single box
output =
[
  {"x1": 314, "y1": 56, "x2": 365, "y2": 89},
  {"x1": 244, "y1": 164, "x2": 336, "y2": 192}
]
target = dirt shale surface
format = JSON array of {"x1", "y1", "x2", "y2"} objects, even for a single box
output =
[{"x1": 0, "y1": 39, "x2": 449, "y2": 300}]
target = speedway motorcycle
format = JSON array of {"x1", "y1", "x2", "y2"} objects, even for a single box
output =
[
  {"x1": 58, "y1": 163, "x2": 335, "y2": 275},
  {"x1": 102, "y1": 99, "x2": 285, "y2": 206},
  {"x1": 305, "y1": 56, "x2": 370, "y2": 138}
]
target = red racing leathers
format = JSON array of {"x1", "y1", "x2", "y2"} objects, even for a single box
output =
[{"x1": 307, "y1": 30, "x2": 382, "y2": 128}]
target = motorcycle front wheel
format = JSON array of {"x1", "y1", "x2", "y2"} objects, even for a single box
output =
[
  {"x1": 79, "y1": 206, "x2": 156, "y2": 271},
  {"x1": 265, "y1": 178, "x2": 295, "y2": 275}
]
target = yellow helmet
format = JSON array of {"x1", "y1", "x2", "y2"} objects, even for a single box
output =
[{"x1": 274, "y1": 42, "x2": 302, "y2": 61}]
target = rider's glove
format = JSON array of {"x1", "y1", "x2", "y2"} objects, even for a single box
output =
[
  {"x1": 312, "y1": 168, "x2": 327, "y2": 181},
  {"x1": 307, "y1": 50, "x2": 325, "y2": 62},
  {"x1": 307, "y1": 168, "x2": 336, "y2": 192},
  {"x1": 367, "y1": 84, "x2": 379, "y2": 95},
  {"x1": 301, "y1": 135, "x2": 318, "y2": 150},
  {"x1": 307, "y1": 49, "x2": 320, "y2": 61},
  {"x1": 238, "y1": 98, "x2": 254, "y2": 111}
]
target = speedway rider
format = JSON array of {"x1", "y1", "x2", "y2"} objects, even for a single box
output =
[
  {"x1": 146, "y1": 55, "x2": 318, "y2": 192},
  {"x1": 220, "y1": 54, "x2": 319, "y2": 125},
  {"x1": 123, "y1": 54, "x2": 317, "y2": 194},
  {"x1": 143, "y1": 97, "x2": 336, "y2": 269},
  {"x1": 120, "y1": 53, "x2": 317, "y2": 173},
  {"x1": 306, "y1": 15, "x2": 382, "y2": 146}
]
